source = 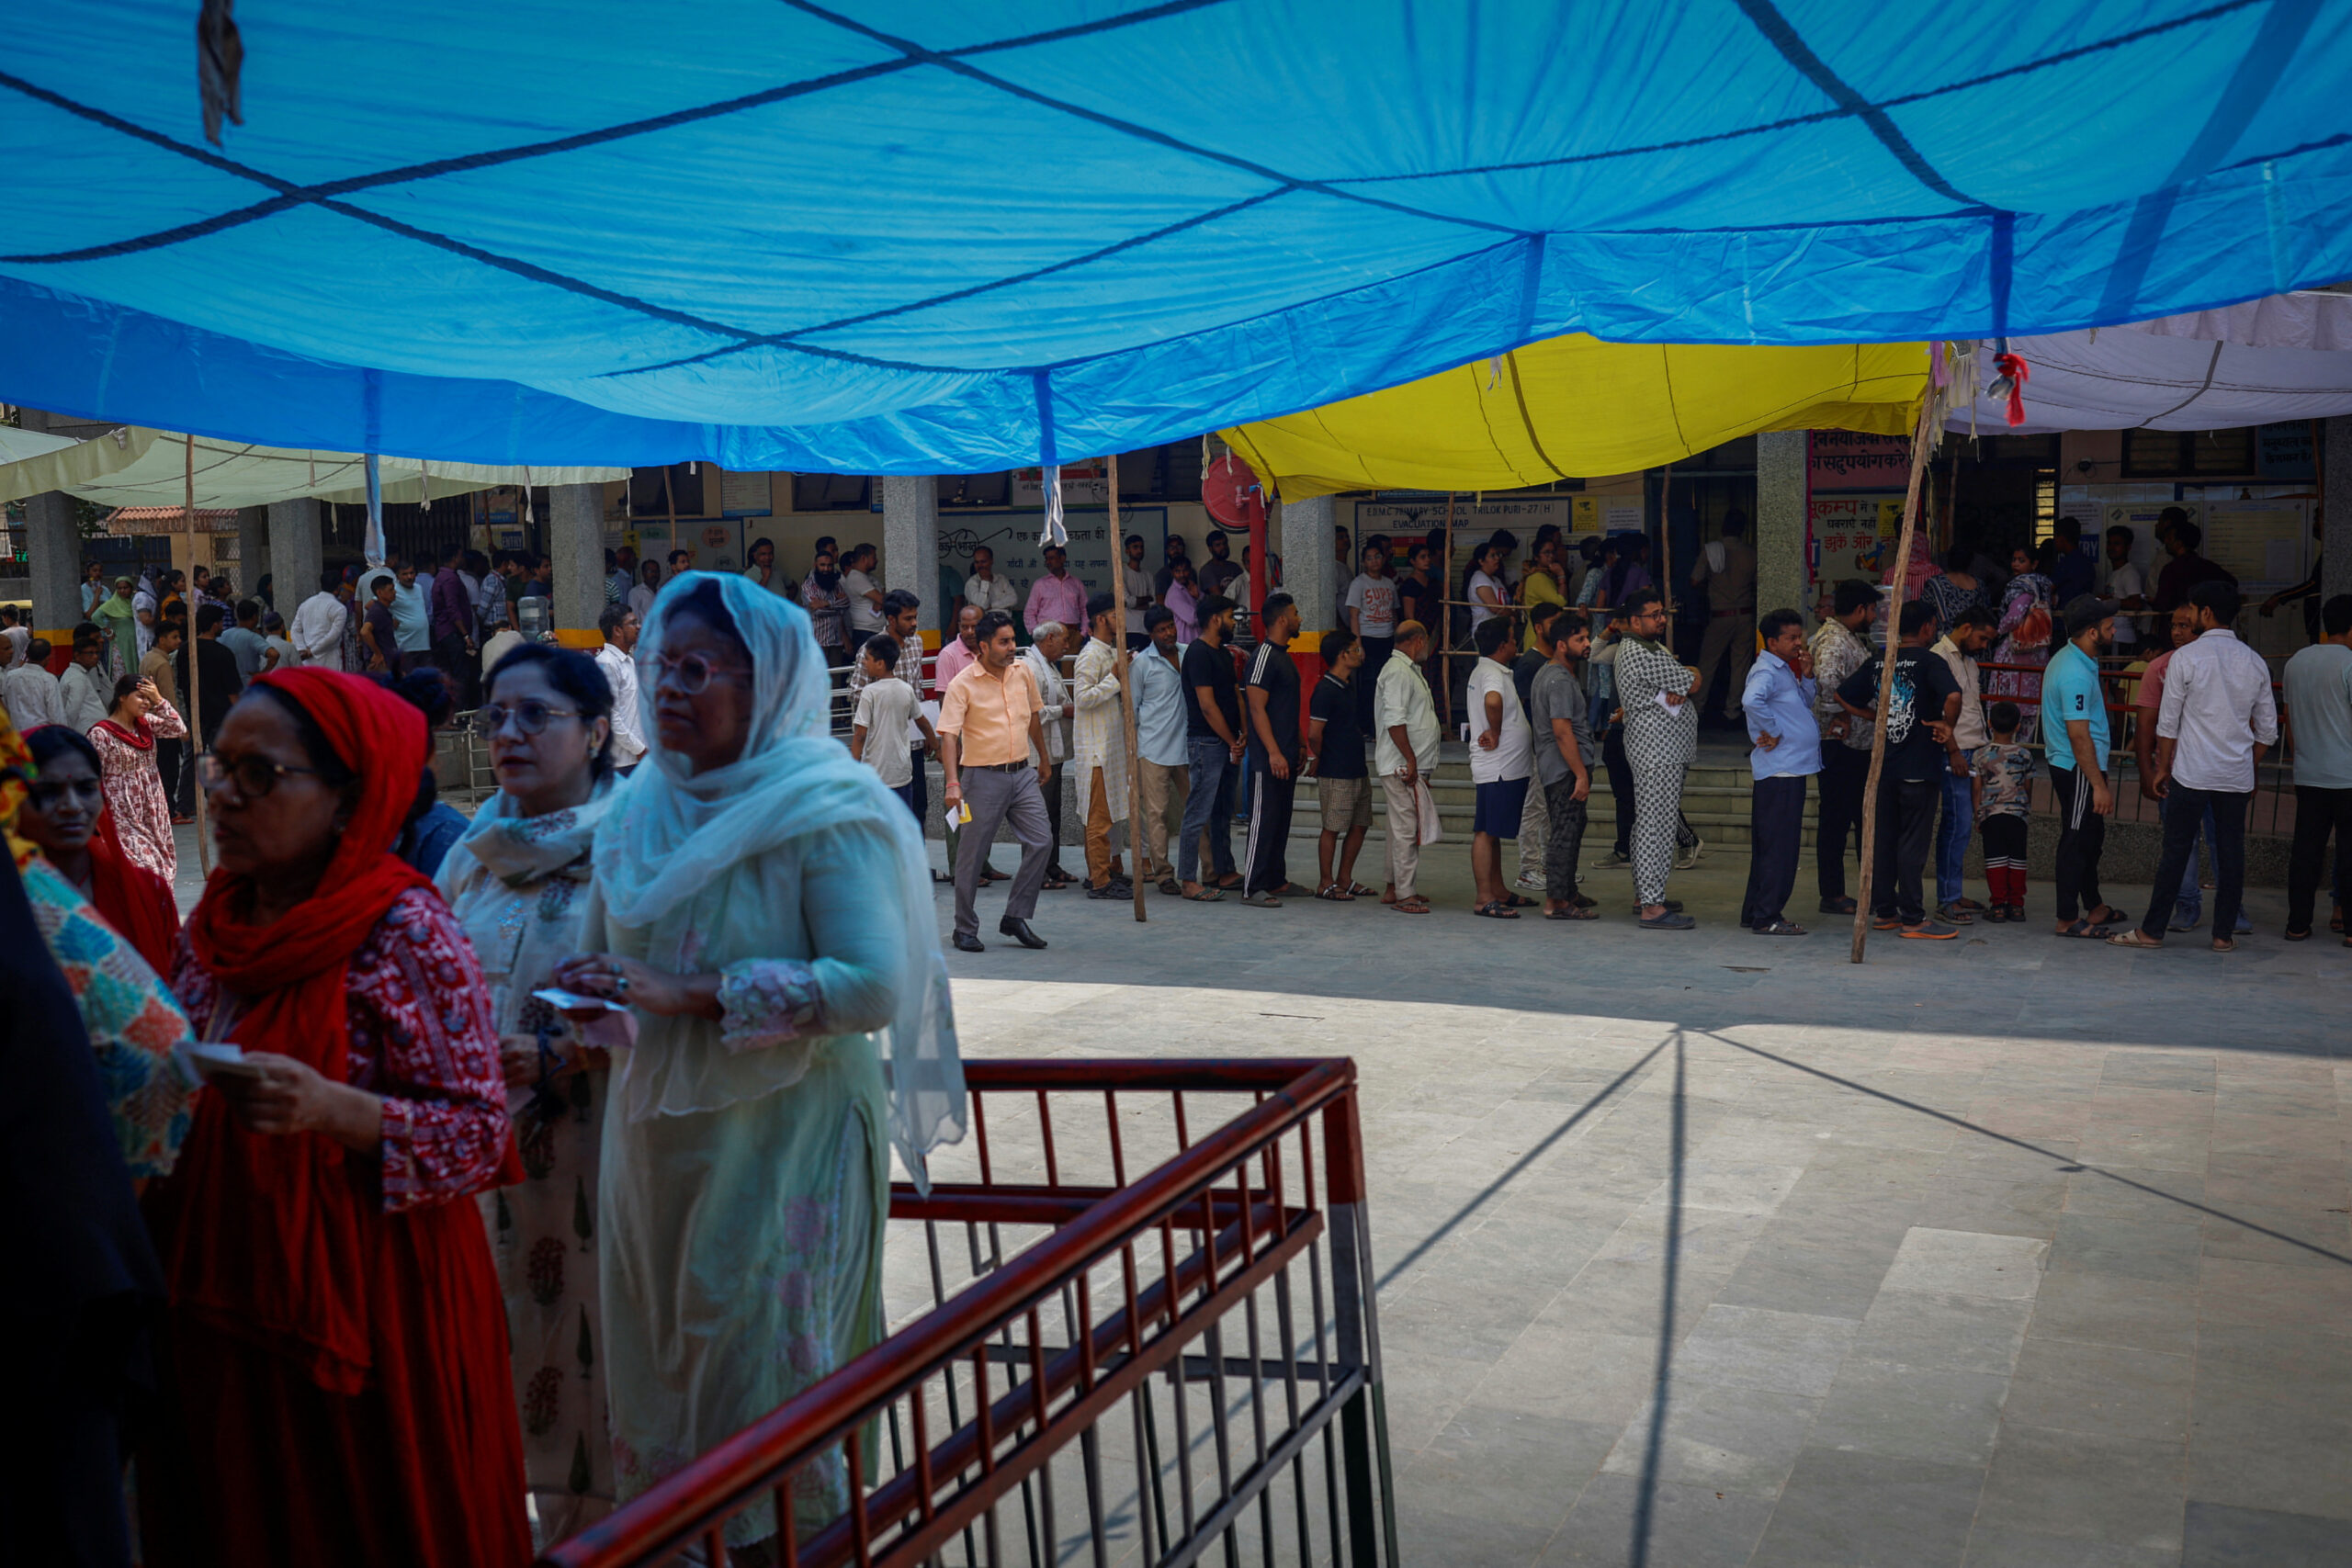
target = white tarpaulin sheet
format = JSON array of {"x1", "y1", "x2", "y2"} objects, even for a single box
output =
[
  {"x1": 1948, "y1": 291, "x2": 2352, "y2": 434},
  {"x1": 0, "y1": 427, "x2": 626, "y2": 508}
]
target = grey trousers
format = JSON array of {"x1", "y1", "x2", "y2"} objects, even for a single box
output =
[{"x1": 954, "y1": 765, "x2": 1053, "y2": 939}]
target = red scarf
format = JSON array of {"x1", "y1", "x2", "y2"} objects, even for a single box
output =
[
  {"x1": 87, "y1": 812, "x2": 179, "y2": 975},
  {"x1": 93, "y1": 714, "x2": 153, "y2": 750},
  {"x1": 150, "y1": 669, "x2": 432, "y2": 1393}
]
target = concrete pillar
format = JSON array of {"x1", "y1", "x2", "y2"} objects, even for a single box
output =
[
  {"x1": 880, "y1": 474, "x2": 940, "y2": 637},
  {"x1": 268, "y1": 498, "x2": 324, "y2": 623},
  {"x1": 1277, "y1": 493, "x2": 1338, "y2": 638},
  {"x1": 1756, "y1": 428, "x2": 1809, "y2": 624},
  {"x1": 17, "y1": 408, "x2": 86, "y2": 640},
  {"x1": 2325, "y1": 416, "x2": 2352, "y2": 606},
  {"x1": 235, "y1": 505, "x2": 269, "y2": 603},
  {"x1": 25, "y1": 491, "x2": 83, "y2": 642},
  {"x1": 548, "y1": 482, "x2": 605, "y2": 649}
]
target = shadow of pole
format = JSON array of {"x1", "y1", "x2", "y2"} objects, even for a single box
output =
[
  {"x1": 1373, "y1": 1038, "x2": 1671, "y2": 1292},
  {"x1": 1628, "y1": 1030, "x2": 1686, "y2": 1568}
]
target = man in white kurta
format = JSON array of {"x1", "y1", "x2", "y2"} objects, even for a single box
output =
[{"x1": 1071, "y1": 595, "x2": 1131, "y2": 896}]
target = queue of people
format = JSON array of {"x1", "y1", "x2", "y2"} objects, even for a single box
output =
[{"x1": 3, "y1": 571, "x2": 966, "y2": 1565}]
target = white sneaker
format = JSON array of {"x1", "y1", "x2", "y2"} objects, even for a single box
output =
[
  {"x1": 1512, "y1": 872, "x2": 1547, "y2": 894},
  {"x1": 1675, "y1": 837, "x2": 1707, "y2": 870}
]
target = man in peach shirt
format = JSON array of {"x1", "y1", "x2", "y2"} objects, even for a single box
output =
[{"x1": 938, "y1": 609, "x2": 1056, "y2": 952}]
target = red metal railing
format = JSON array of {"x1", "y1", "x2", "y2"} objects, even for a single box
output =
[{"x1": 542, "y1": 1058, "x2": 1399, "y2": 1568}]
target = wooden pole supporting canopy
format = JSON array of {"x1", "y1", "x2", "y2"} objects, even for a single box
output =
[
  {"x1": 1849, "y1": 400, "x2": 1939, "y2": 963},
  {"x1": 187, "y1": 434, "x2": 213, "y2": 877}
]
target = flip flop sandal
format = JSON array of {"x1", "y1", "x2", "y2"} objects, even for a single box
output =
[
  {"x1": 2088, "y1": 905, "x2": 2133, "y2": 927},
  {"x1": 2285, "y1": 927, "x2": 2312, "y2": 942},
  {"x1": 1474, "y1": 901, "x2": 1521, "y2": 919},
  {"x1": 1344, "y1": 881, "x2": 1378, "y2": 898},
  {"x1": 2212, "y1": 937, "x2": 2237, "y2": 952},
  {"x1": 2106, "y1": 929, "x2": 2165, "y2": 949},
  {"x1": 1159, "y1": 878, "x2": 1182, "y2": 897},
  {"x1": 1392, "y1": 896, "x2": 1431, "y2": 914},
  {"x1": 1500, "y1": 893, "x2": 1537, "y2": 908},
  {"x1": 2054, "y1": 919, "x2": 2111, "y2": 939},
  {"x1": 1544, "y1": 906, "x2": 1599, "y2": 920},
  {"x1": 1182, "y1": 887, "x2": 1226, "y2": 902},
  {"x1": 1315, "y1": 885, "x2": 1355, "y2": 901},
  {"x1": 1754, "y1": 919, "x2": 1809, "y2": 936}
]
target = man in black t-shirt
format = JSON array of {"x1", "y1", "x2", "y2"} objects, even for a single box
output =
[
  {"x1": 1240, "y1": 593, "x2": 1303, "y2": 905},
  {"x1": 1837, "y1": 599, "x2": 1963, "y2": 936},
  {"x1": 1178, "y1": 593, "x2": 1246, "y2": 897},
  {"x1": 1307, "y1": 627, "x2": 1372, "y2": 899}
]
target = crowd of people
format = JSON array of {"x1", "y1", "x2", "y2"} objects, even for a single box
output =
[{"x1": 5, "y1": 571, "x2": 963, "y2": 1566}]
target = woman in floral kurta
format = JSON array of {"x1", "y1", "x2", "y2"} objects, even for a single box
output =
[
  {"x1": 435, "y1": 643, "x2": 623, "y2": 1544},
  {"x1": 88, "y1": 675, "x2": 187, "y2": 882},
  {"x1": 1988, "y1": 545, "x2": 2057, "y2": 741},
  {"x1": 552, "y1": 574, "x2": 964, "y2": 1554}
]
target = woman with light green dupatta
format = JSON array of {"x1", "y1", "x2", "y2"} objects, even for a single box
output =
[
  {"x1": 551, "y1": 572, "x2": 965, "y2": 1556},
  {"x1": 434, "y1": 642, "x2": 623, "y2": 1545}
]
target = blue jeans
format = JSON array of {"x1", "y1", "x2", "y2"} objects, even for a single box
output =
[
  {"x1": 1935, "y1": 748, "x2": 1975, "y2": 905},
  {"x1": 1181, "y1": 737, "x2": 1238, "y2": 883}
]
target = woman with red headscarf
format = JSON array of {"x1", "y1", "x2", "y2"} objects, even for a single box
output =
[
  {"x1": 138, "y1": 669, "x2": 528, "y2": 1568},
  {"x1": 18, "y1": 724, "x2": 182, "y2": 974}
]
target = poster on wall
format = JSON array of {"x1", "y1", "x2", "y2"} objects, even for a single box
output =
[
  {"x1": 1808, "y1": 431, "x2": 1911, "y2": 491},
  {"x1": 935, "y1": 508, "x2": 1167, "y2": 634},
  {"x1": 1354, "y1": 494, "x2": 1575, "y2": 543},
  {"x1": 1805, "y1": 493, "x2": 1905, "y2": 595},
  {"x1": 718, "y1": 470, "x2": 773, "y2": 518},
  {"x1": 1568, "y1": 494, "x2": 1644, "y2": 536},
  {"x1": 1012, "y1": 462, "x2": 1112, "y2": 506},
  {"x1": 2203, "y1": 498, "x2": 2311, "y2": 586}
]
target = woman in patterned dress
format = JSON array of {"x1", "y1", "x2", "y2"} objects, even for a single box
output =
[
  {"x1": 1987, "y1": 541, "x2": 2059, "y2": 741},
  {"x1": 137, "y1": 669, "x2": 527, "y2": 1568},
  {"x1": 548, "y1": 574, "x2": 965, "y2": 1554},
  {"x1": 88, "y1": 673, "x2": 187, "y2": 883},
  {"x1": 435, "y1": 644, "x2": 622, "y2": 1544}
]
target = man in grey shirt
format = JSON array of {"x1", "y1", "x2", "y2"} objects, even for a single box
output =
[
  {"x1": 2115, "y1": 580, "x2": 2278, "y2": 952},
  {"x1": 2281, "y1": 592, "x2": 2352, "y2": 939},
  {"x1": 1530, "y1": 609, "x2": 1598, "y2": 921}
]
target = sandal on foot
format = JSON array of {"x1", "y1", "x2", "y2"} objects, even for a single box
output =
[
  {"x1": 1473, "y1": 900, "x2": 1521, "y2": 919},
  {"x1": 1182, "y1": 886, "x2": 1225, "y2": 902},
  {"x1": 2285, "y1": 926, "x2": 2312, "y2": 942},
  {"x1": 2211, "y1": 936, "x2": 2237, "y2": 952},
  {"x1": 1753, "y1": 919, "x2": 1809, "y2": 936},
  {"x1": 1544, "y1": 905, "x2": 1599, "y2": 920},
  {"x1": 2106, "y1": 929, "x2": 2164, "y2": 949},
  {"x1": 1344, "y1": 881, "x2": 1377, "y2": 898},
  {"x1": 2054, "y1": 919, "x2": 2111, "y2": 939},
  {"x1": 1314, "y1": 884, "x2": 1355, "y2": 901},
  {"x1": 1499, "y1": 892, "x2": 1536, "y2": 908},
  {"x1": 1392, "y1": 896, "x2": 1431, "y2": 914}
]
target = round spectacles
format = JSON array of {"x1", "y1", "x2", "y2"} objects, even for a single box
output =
[
  {"x1": 641, "y1": 649, "x2": 750, "y2": 694},
  {"x1": 25, "y1": 776, "x2": 106, "y2": 811},
  {"x1": 470, "y1": 700, "x2": 582, "y2": 739},
  {"x1": 199, "y1": 752, "x2": 325, "y2": 798}
]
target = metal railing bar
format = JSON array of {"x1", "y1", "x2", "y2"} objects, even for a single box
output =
[{"x1": 1130, "y1": 1375, "x2": 1369, "y2": 1568}]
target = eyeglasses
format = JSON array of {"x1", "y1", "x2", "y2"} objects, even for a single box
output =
[
  {"x1": 641, "y1": 649, "x2": 751, "y2": 694},
  {"x1": 198, "y1": 752, "x2": 326, "y2": 798},
  {"x1": 25, "y1": 776, "x2": 105, "y2": 811},
  {"x1": 470, "y1": 700, "x2": 581, "y2": 738}
]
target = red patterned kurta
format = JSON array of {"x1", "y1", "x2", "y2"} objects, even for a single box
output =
[
  {"x1": 89, "y1": 705, "x2": 187, "y2": 883},
  {"x1": 169, "y1": 887, "x2": 510, "y2": 1206}
]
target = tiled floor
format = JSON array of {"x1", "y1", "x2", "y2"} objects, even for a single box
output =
[{"x1": 935, "y1": 834, "x2": 2352, "y2": 1568}]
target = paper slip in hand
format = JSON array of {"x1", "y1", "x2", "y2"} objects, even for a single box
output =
[
  {"x1": 531, "y1": 986, "x2": 630, "y2": 1014},
  {"x1": 1653, "y1": 690, "x2": 1678, "y2": 712},
  {"x1": 180, "y1": 1042, "x2": 266, "y2": 1083}
]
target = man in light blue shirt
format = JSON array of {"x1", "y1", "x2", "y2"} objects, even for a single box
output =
[
  {"x1": 390, "y1": 560, "x2": 433, "y2": 660},
  {"x1": 1740, "y1": 608, "x2": 1818, "y2": 935},
  {"x1": 1132, "y1": 605, "x2": 1193, "y2": 886},
  {"x1": 2041, "y1": 595, "x2": 2126, "y2": 935}
]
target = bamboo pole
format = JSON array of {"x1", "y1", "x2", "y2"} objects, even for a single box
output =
[
  {"x1": 1849, "y1": 400, "x2": 1939, "y2": 963},
  {"x1": 1439, "y1": 491, "x2": 1456, "y2": 732},
  {"x1": 186, "y1": 434, "x2": 212, "y2": 876},
  {"x1": 1107, "y1": 456, "x2": 1147, "y2": 920}
]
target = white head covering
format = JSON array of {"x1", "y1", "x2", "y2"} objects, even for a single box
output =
[{"x1": 594, "y1": 572, "x2": 965, "y2": 1184}]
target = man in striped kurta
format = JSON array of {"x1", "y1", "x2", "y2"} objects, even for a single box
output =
[{"x1": 1611, "y1": 588, "x2": 1698, "y2": 930}]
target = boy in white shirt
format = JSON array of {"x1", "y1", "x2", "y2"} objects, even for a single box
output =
[{"x1": 850, "y1": 634, "x2": 934, "y2": 819}]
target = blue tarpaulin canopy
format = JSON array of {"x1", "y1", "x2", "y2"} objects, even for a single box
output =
[{"x1": 5, "y1": 0, "x2": 2349, "y2": 472}]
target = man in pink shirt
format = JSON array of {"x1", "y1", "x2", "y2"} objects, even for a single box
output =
[
  {"x1": 933, "y1": 603, "x2": 983, "y2": 694},
  {"x1": 1024, "y1": 545, "x2": 1088, "y2": 637}
]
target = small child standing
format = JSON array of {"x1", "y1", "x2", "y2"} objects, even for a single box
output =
[
  {"x1": 849, "y1": 634, "x2": 933, "y2": 819},
  {"x1": 1973, "y1": 700, "x2": 2036, "y2": 922}
]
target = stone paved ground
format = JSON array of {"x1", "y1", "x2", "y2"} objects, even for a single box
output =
[
  {"x1": 936, "y1": 836, "x2": 2352, "y2": 1568},
  {"x1": 166, "y1": 818, "x2": 2352, "y2": 1564}
]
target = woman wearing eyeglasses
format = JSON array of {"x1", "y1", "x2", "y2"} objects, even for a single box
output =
[
  {"x1": 87, "y1": 672, "x2": 187, "y2": 883},
  {"x1": 548, "y1": 573, "x2": 965, "y2": 1552},
  {"x1": 433, "y1": 644, "x2": 622, "y2": 1542},
  {"x1": 137, "y1": 668, "x2": 529, "y2": 1568}
]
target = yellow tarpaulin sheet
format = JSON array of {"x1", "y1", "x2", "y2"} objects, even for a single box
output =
[{"x1": 1223, "y1": 337, "x2": 1927, "y2": 500}]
